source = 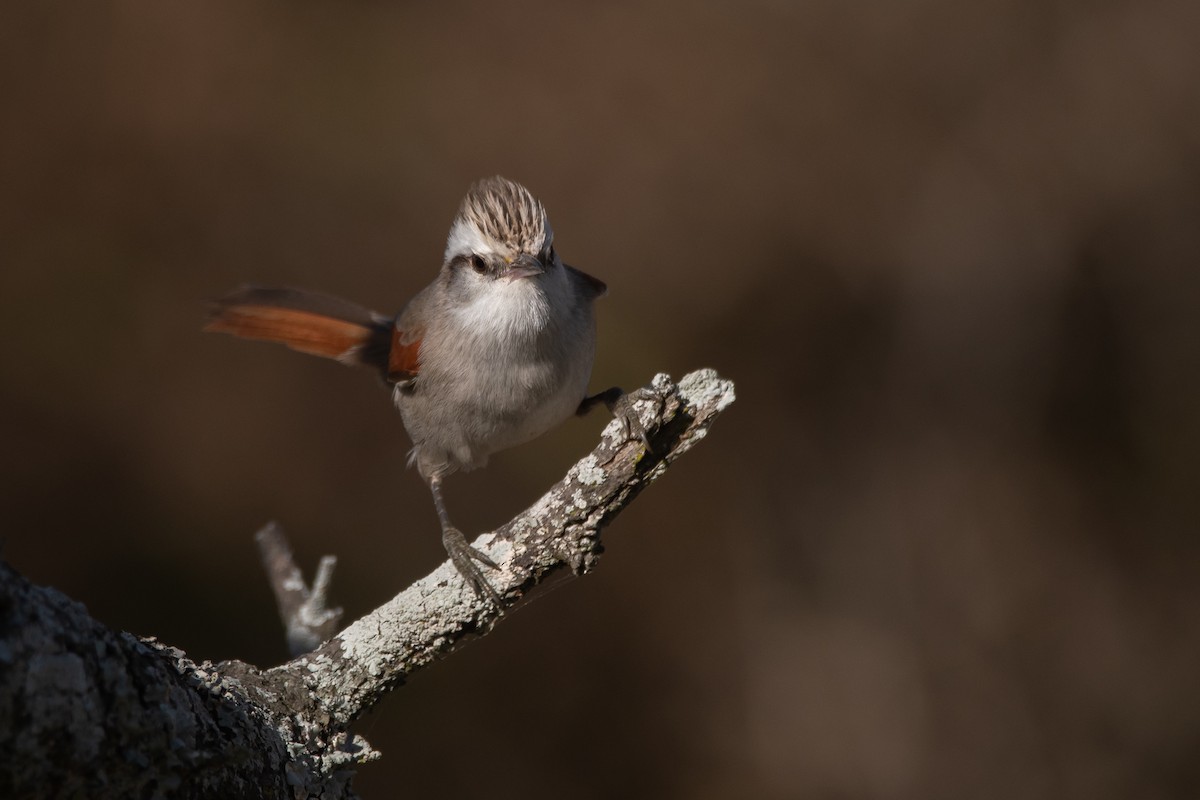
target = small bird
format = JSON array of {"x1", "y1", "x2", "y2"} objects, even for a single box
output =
[{"x1": 206, "y1": 176, "x2": 633, "y2": 603}]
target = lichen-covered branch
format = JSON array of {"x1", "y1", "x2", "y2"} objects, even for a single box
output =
[
  {"x1": 0, "y1": 369, "x2": 735, "y2": 799},
  {"x1": 280, "y1": 369, "x2": 736, "y2": 727}
]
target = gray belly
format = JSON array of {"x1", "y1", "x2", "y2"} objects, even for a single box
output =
[{"x1": 395, "y1": 340, "x2": 592, "y2": 478}]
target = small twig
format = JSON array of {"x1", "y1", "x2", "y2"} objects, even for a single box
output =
[{"x1": 254, "y1": 521, "x2": 343, "y2": 656}]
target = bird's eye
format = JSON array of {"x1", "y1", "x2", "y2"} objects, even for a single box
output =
[
  {"x1": 544, "y1": 247, "x2": 556, "y2": 265},
  {"x1": 469, "y1": 254, "x2": 487, "y2": 273}
]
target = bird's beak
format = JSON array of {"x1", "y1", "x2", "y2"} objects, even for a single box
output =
[{"x1": 503, "y1": 253, "x2": 545, "y2": 281}]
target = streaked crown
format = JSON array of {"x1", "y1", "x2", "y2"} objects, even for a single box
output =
[{"x1": 444, "y1": 176, "x2": 553, "y2": 263}]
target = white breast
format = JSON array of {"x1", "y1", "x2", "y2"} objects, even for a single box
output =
[
  {"x1": 452, "y1": 275, "x2": 554, "y2": 346},
  {"x1": 399, "y1": 268, "x2": 594, "y2": 477}
]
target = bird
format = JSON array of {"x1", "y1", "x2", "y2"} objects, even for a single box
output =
[{"x1": 205, "y1": 176, "x2": 635, "y2": 604}]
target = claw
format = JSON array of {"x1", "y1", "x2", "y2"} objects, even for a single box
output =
[
  {"x1": 443, "y1": 527, "x2": 503, "y2": 607},
  {"x1": 617, "y1": 398, "x2": 654, "y2": 452},
  {"x1": 429, "y1": 476, "x2": 503, "y2": 609},
  {"x1": 612, "y1": 390, "x2": 658, "y2": 454},
  {"x1": 579, "y1": 386, "x2": 657, "y2": 453}
]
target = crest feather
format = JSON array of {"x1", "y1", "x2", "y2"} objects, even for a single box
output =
[{"x1": 456, "y1": 176, "x2": 550, "y2": 255}]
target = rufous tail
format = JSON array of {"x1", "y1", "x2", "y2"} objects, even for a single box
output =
[{"x1": 204, "y1": 286, "x2": 393, "y2": 372}]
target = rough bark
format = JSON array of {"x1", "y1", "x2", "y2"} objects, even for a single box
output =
[{"x1": 0, "y1": 369, "x2": 735, "y2": 799}]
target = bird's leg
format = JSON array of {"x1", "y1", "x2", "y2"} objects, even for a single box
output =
[
  {"x1": 428, "y1": 475, "x2": 502, "y2": 605},
  {"x1": 577, "y1": 386, "x2": 654, "y2": 451}
]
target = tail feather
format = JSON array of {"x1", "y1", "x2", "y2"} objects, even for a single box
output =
[{"x1": 205, "y1": 286, "x2": 393, "y2": 372}]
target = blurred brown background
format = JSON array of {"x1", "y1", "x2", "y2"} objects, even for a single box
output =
[{"x1": 2, "y1": 1, "x2": 1199, "y2": 797}]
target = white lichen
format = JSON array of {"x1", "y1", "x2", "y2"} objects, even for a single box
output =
[
  {"x1": 571, "y1": 455, "x2": 607, "y2": 486},
  {"x1": 678, "y1": 368, "x2": 736, "y2": 413}
]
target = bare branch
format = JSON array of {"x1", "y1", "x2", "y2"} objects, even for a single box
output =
[
  {"x1": 254, "y1": 522, "x2": 343, "y2": 657},
  {"x1": 268, "y1": 369, "x2": 736, "y2": 728}
]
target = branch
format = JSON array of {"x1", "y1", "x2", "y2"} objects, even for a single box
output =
[
  {"x1": 255, "y1": 521, "x2": 343, "y2": 657},
  {"x1": 1, "y1": 369, "x2": 735, "y2": 798},
  {"x1": 279, "y1": 368, "x2": 736, "y2": 726}
]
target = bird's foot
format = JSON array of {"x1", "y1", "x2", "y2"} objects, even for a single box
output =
[
  {"x1": 579, "y1": 386, "x2": 656, "y2": 452},
  {"x1": 442, "y1": 526, "x2": 503, "y2": 607}
]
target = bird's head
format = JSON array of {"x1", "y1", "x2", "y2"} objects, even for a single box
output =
[{"x1": 443, "y1": 176, "x2": 560, "y2": 284}]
